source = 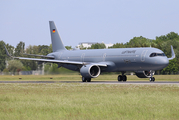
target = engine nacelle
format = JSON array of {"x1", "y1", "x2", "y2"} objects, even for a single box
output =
[
  {"x1": 80, "y1": 64, "x2": 100, "y2": 78},
  {"x1": 135, "y1": 71, "x2": 155, "y2": 78}
]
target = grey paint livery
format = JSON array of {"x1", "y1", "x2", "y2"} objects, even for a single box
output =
[{"x1": 4, "y1": 21, "x2": 175, "y2": 82}]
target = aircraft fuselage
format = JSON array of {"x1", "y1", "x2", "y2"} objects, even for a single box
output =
[{"x1": 48, "y1": 47, "x2": 169, "y2": 72}]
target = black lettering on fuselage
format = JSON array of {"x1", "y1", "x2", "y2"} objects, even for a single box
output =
[{"x1": 122, "y1": 50, "x2": 136, "y2": 54}]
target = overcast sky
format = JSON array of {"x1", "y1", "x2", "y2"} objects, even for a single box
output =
[{"x1": 0, "y1": 0, "x2": 179, "y2": 48}]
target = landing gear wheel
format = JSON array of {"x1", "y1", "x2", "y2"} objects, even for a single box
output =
[
  {"x1": 152, "y1": 77, "x2": 155, "y2": 82},
  {"x1": 87, "y1": 78, "x2": 91, "y2": 82},
  {"x1": 150, "y1": 77, "x2": 155, "y2": 82},
  {"x1": 123, "y1": 75, "x2": 127, "y2": 82},
  {"x1": 118, "y1": 75, "x2": 127, "y2": 82},
  {"x1": 118, "y1": 75, "x2": 123, "y2": 82},
  {"x1": 82, "y1": 77, "x2": 87, "y2": 82}
]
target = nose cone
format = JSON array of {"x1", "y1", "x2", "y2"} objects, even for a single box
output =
[
  {"x1": 147, "y1": 57, "x2": 169, "y2": 70},
  {"x1": 157, "y1": 57, "x2": 169, "y2": 68}
]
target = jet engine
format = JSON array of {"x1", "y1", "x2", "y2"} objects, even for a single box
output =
[
  {"x1": 80, "y1": 64, "x2": 101, "y2": 78},
  {"x1": 135, "y1": 71, "x2": 155, "y2": 78}
]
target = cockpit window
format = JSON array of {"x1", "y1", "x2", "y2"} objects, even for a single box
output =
[
  {"x1": 150, "y1": 53, "x2": 156, "y2": 57},
  {"x1": 150, "y1": 53, "x2": 166, "y2": 57}
]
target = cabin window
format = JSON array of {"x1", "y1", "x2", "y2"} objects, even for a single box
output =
[{"x1": 150, "y1": 53, "x2": 166, "y2": 57}]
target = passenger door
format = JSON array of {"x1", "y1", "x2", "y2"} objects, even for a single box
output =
[{"x1": 141, "y1": 50, "x2": 148, "y2": 62}]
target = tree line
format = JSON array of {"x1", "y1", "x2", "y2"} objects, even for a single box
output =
[{"x1": 0, "y1": 32, "x2": 179, "y2": 74}]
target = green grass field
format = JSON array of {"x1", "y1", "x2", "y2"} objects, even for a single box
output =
[
  {"x1": 0, "y1": 74, "x2": 179, "y2": 81},
  {"x1": 0, "y1": 75, "x2": 179, "y2": 120}
]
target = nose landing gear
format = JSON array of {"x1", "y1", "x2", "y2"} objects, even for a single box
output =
[
  {"x1": 150, "y1": 77, "x2": 155, "y2": 82},
  {"x1": 149, "y1": 70, "x2": 155, "y2": 82}
]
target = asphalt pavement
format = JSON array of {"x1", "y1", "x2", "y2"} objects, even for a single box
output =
[{"x1": 0, "y1": 81, "x2": 179, "y2": 85}]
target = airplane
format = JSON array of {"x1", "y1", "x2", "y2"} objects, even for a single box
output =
[{"x1": 4, "y1": 21, "x2": 175, "y2": 82}]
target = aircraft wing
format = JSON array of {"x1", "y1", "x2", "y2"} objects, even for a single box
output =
[
  {"x1": 4, "y1": 44, "x2": 107, "y2": 67},
  {"x1": 11, "y1": 57, "x2": 107, "y2": 67}
]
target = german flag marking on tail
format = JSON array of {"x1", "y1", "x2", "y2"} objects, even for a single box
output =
[{"x1": 52, "y1": 29, "x2": 55, "y2": 33}]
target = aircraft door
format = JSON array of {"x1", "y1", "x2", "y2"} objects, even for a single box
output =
[{"x1": 141, "y1": 50, "x2": 148, "y2": 62}]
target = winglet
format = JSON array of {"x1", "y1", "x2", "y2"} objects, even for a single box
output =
[
  {"x1": 3, "y1": 44, "x2": 13, "y2": 58},
  {"x1": 168, "y1": 45, "x2": 175, "y2": 60}
]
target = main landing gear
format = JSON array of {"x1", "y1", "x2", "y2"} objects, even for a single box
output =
[
  {"x1": 82, "y1": 77, "x2": 91, "y2": 82},
  {"x1": 118, "y1": 75, "x2": 127, "y2": 82},
  {"x1": 118, "y1": 72, "x2": 127, "y2": 82}
]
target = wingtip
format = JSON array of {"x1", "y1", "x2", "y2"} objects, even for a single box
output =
[
  {"x1": 3, "y1": 44, "x2": 13, "y2": 58},
  {"x1": 168, "y1": 45, "x2": 175, "y2": 60}
]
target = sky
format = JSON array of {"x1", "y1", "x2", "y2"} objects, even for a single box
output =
[{"x1": 0, "y1": 0, "x2": 179, "y2": 48}]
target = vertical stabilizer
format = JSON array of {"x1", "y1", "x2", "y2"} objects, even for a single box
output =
[{"x1": 49, "y1": 21, "x2": 66, "y2": 52}]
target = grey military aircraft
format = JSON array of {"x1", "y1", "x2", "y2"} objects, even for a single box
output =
[{"x1": 4, "y1": 21, "x2": 175, "y2": 82}]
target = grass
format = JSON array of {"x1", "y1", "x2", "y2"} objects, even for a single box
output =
[
  {"x1": 0, "y1": 83, "x2": 179, "y2": 120},
  {"x1": 0, "y1": 75, "x2": 179, "y2": 119},
  {"x1": 0, "y1": 74, "x2": 179, "y2": 81}
]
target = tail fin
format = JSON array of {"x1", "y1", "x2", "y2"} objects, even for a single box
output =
[{"x1": 49, "y1": 21, "x2": 67, "y2": 52}]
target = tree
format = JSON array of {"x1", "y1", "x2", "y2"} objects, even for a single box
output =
[
  {"x1": 44, "y1": 63, "x2": 59, "y2": 74},
  {"x1": 126, "y1": 36, "x2": 154, "y2": 47},
  {"x1": 109, "y1": 43, "x2": 125, "y2": 48},
  {"x1": 162, "y1": 59, "x2": 179, "y2": 74},
  {"x1": 23, "y1": 45, "x2": 38, "y2": 70},
  {"x1": 44, "y1": 63, "x2": 51, "y2": 72},
  {"x1": 7, "y1": 60, "x2": 24, "y2": 73},
  {"x1": 14, "y1": 41, "x2": 25, "y2": 56},
  {"x1": 49, "y1": 63, "x2": 59, "y2": 74},
  {"x1": 155, "y1": 32, "x2": 179, "y2": 44},
  {"x1": 89, "y1": 43, "x2": 106, "y2": 49},
  {"x1": 0, "y1": 41, "x2": 6, "y2": 71},
  {"x1": 49, "y1": 44, "x2": 53, "y2": 53},
  {"x1": 22, "y1": 44, "x2": 52, "y2": 70},
  {"x1": 65, "y1": 46, "x2": 72, "y2": 50},
  {"x1": 6, "y1": 43, "x2": 14, "y2": 56},
  {"x1": 39, "y1": 45, "x2": 51, "y2": 55},
  {"x1": 155, "y1": 33, "x2": 179, "y2": 74},
  {"x1": 166, "y1": 32, "x2": 179, "y2": 40}
]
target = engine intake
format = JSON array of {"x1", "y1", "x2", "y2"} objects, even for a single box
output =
[
  {"x1": 80, "y1": 64, "x2": 100, "y2": 78},
  {"x1": 135, "y1": 71, "x2": 155, "y2": 78}
]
